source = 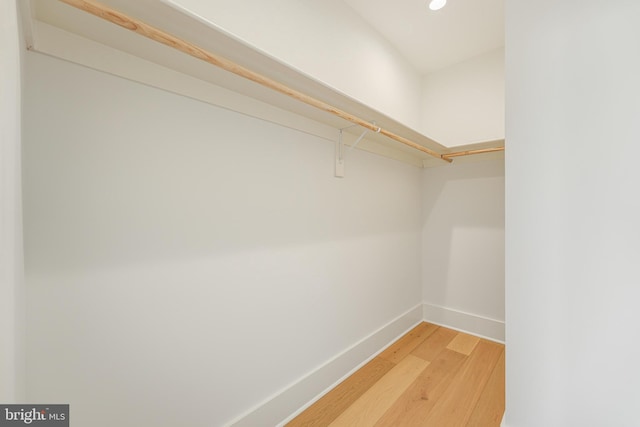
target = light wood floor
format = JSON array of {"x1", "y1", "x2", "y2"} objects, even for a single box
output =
[{"x1": 287, "y1": 322, "x2": 504, "y2": 427}]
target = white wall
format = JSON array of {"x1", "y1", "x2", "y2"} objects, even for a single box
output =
[
  {"x1": 0, "y1": 0, "x2": 25, "y2": 403},
  {"x1": 506, "y1": 1, "x2": 640, "y2": 426},
  {"x1": 22, "y1": 52, "x2": 423, "y2": 427},
  {"x1": 422, "y1": 159, "x2": 504, "y2": 341},
  {"x1": 164, "y1": 0, "x2": 424, "y2": 131},
  {"x1": 422, "y1": 48, "x2": 505, "y2": 147}
]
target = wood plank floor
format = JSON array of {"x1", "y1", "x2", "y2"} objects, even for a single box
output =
[{"x1": 287, "y1": 322, "x2": 504, "y2": 427}]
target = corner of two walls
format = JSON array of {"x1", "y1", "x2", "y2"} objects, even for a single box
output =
[
  {"x1": 419, "y1": 48, "x2": 505, "y2": 343},
  {"x1": 421, "y1": 159, "x2": 505, "y2": 342}
]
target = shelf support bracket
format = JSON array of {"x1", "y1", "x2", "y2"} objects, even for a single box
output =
[{"x1": 335, "y1": 122, "x2": 380, "y2": 178}]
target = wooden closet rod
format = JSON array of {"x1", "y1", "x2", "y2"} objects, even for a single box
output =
[
  {"x1": 442, "y1": 146, "x2": 505, "y2": 160},
  {"x1": 59, "y1": 0, "x2": 457, "y2": 163}
]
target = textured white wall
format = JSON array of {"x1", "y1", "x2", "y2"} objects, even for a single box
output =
[
  {"x1": 422, "y1": 48, "x2": 505, "y2": 147},
  {"x1": 422, "y1": 159, "x2": 504, "y2": 340},
  {"x1": 163, "y1": 0, "x2": 424, "y2": 131},
  {"x1": 0, "y1": 0, "x2": 25, "y2": 403},
  {"x1": 506, "y1": 1, "x2": 640, "y2": 425},
  {"x1": 22, "y1": 52, "x2": 422, "y2": 427}
]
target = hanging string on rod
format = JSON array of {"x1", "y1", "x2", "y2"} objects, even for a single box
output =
[{"x1": 59, "y1": 0, "x2": 458, "y2": 163}]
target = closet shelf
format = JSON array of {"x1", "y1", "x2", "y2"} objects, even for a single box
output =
[{"x1": 25, "y1": 0, "x2": 504, "y2": 167}]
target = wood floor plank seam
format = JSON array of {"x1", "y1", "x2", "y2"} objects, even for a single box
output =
[
  {"x1": 411, "y1": 326, "x2": 458, "y2": 362},
  {"x1": 373, "y1": 348, "x2": 468, "y2": 426},
  {"x1": 328, "y1": 355, "x2": 429, "y2": 427},
  {"x1": 466, "y1": 348, "x2": 506, "y2": 427},
  {"x1": 446, "y1": 332, "x2": 481, "y2": 356},
  {"x1": 287, "y1": 323, "x2": 505, "y2": 427},
  {"x1": 286, "y1": 357, "x2": 395, "y2": 427},
  {"x1": 378, "y1": 322, "x2": 439, "y2": 364},
  {"x1": 420, "y1": 340, "x2": 503, "y2": 426}
]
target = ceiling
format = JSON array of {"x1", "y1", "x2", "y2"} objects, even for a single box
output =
[{"x1": 343, "y1": 0, "x2": 504, "y2": 73}]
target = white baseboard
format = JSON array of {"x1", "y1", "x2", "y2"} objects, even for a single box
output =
[
  {"x1": 227, "y1": 304, "x2": 423, "y2": 427},
  {"x1": 422, "y1": 302, "x2": 505, "y2": 343}
]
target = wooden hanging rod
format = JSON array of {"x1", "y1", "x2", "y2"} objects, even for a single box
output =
[
  {"x1": 442, "y1": 146, "x2": 505, "y2": 160},
  {"x1": 59, "y1": 0, "x2": 457, "y2": 163}
]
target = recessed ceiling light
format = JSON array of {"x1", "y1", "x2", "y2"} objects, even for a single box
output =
[{"x1": 429, "y1": 0, "x2": 447, "y2": 11}]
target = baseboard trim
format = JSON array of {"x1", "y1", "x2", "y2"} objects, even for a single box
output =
[
  {"x1": 422, "y1": 303, "x2": 505, "y2": 343},
  {"x1": 226, "y1": 304, "x2": 423, "y2": 427}
]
